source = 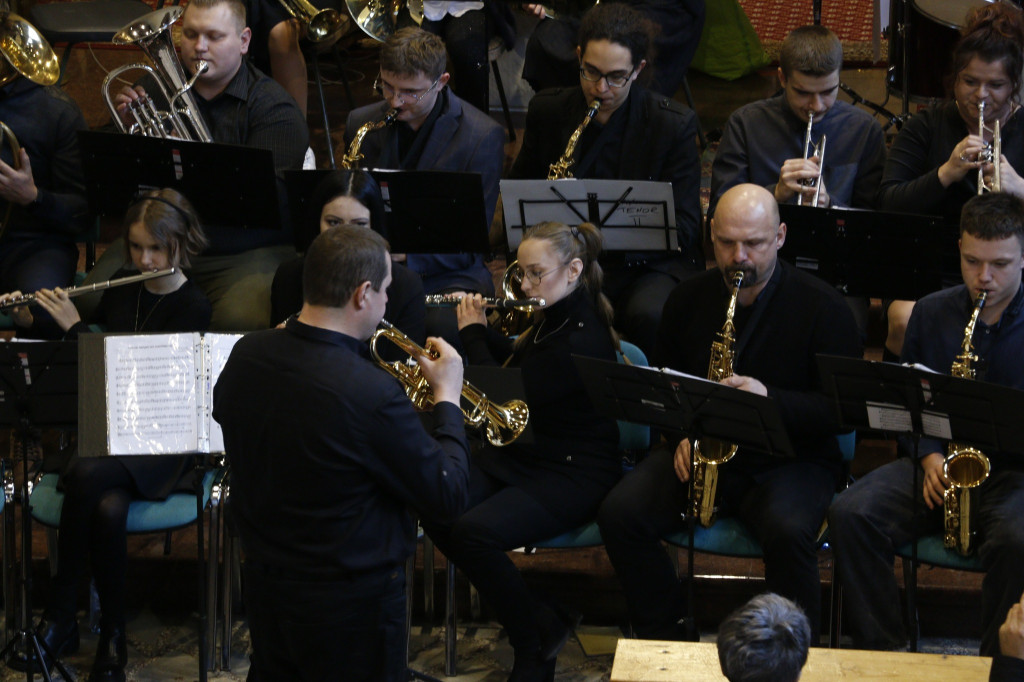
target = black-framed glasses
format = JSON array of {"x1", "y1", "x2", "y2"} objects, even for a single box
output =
[
  {"x1": 373, "y1": 73, "x2": 442, "y2": 104},
  {"x1": 579, "y1": 64, "x2": 635, "y2": 88},
  {"x1": 515, "y1": 262, "x2": 570, "y2": 285}
]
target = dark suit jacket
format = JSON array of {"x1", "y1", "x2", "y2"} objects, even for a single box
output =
[
  {"x1": 509, "y1": 85, "x2": 703, "y2": 268},
  {"x1": 344, "y1": 90, "x2": 504, "y2": 293}
]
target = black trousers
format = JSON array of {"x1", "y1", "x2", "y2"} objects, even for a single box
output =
[
  {"x1": 597, "y1": 446, "x2": 837, "y2": 638},
  {"x1": 244, "y1": 563, "x2": 407, "y2": 682}
]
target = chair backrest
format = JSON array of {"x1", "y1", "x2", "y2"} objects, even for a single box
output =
[{"x1": 616, "y1": 341, "x2": 651, "y2": 454}]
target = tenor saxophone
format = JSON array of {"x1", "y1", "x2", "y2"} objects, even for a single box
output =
[
  {"x1": 547, "y1": 99, "x2": 600, "y2": 180},
  {"x1": 689, "y1": 269, "x2": 744, "y2": 527},
  {"x1": 943, "y1": 290, "x2": 991, "y2": 555},
  {"x1": 341, "y1": 108, "x2": 398, "y2": 169}
]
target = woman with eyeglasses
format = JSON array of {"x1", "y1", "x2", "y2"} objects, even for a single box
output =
[
  {"x1": 270, "y1": 169, "x2": 426, "y2": 355},
  {"x1": 422, "y1": 221, "x2": 621, "y2": 681}
]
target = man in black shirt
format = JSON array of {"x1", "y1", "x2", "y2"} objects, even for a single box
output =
[
  {"x1": 213, "y1": 224, "x2": 470, "y2": 680},
  {"x1": 598, "y1": 184, "x2": 862, "y2": 641}
]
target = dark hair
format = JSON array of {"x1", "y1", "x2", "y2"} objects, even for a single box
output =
[
  {"x1": 949, "y1": 3, "x2": 1024, "y2": 102},
  {"x1": 302, "y1": 170, "x2": 387, "y2": 250},
  {"x1": 577, "y1": 3, "x2": 652, "y2": 72},
  {"x1": 122, "y1": 188, "x2": 208, "y2": 268},
  {"x1": 779, "y1": 25, "x2": 843, "y2": 77},
  {"x1": 960, "y1": 192, "x2": 1024, "y2": 247},
  {"x1": 381, "y1": 27, "x2": 447, "y2": 80},
  {"x1": 515, "y1": 221, "x2": 618, "y2": 350},
  {"x1": 717, "y1": 593, "x2": 811, "y2": 682},
  {"x1": 303, "y1": 224, "x2": 390, "y2": 308}
]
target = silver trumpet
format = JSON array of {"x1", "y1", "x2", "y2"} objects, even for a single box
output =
[
  {"x1": 0, "y1": 269, "x2": 175, "y2": 312},
  {"x1": 977, "y1": 101, "x2": 1002, "y2": 195},
  {"x1": 102, "y1": 8, "x2": 213, "y2": 142},
  {"x1": 425, "y1": 295, "x2": 546, "y2": 310},
  {"x1": 797, "y1": 111, "x2": 827, "y2": 207}
]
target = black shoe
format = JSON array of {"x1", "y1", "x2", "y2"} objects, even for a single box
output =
[
  {"x1": 6, "y1": 618, "x2": 80, "y2": 673},
  {"x1": 89, "y1": 625, "x2": 127, "y2": 682},
  {"x1": 536, "y1": 603, "x2": 571, "y2": 662},
  {"x1": 507, "y1": 650, "x2": 556, "y2": 682}
]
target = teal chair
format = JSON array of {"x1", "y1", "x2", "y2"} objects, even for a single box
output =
[
  {"x1": 27, "y1": 463, "x2": 226, "y2": 672},
  {"x1": 441, "y1": 341, "x2": 650, "y2": 676}
]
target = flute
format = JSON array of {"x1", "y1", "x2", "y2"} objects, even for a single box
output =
[
  {"x1": 424, "y1": 295, "x2": 546, "y2": 310},
  {"x1": 0, "y1": 268, "x2": 176, "y2": 311}
]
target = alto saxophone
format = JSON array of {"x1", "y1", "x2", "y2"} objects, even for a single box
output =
[
  {"x1": 943, "y1": 290, "x2": 991, "y2": 556},
  {"x1": 341, "y1": 108, "x2": 398, "y2": 169},
  {"x1": 690, "y1": 269, "x2": 744, "y2": 527},
  {"x1": 547, "y1": 99, "x2": 600, "y2": 180}
]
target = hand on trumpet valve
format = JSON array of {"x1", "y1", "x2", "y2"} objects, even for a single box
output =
[
  {"x1": 0, "y1": 290, "x2": 33, "y2": 328},
  {"x1": 942, "y1": 134, "x2": 986, "y2": 184},
  {"x1": 415, "y1": 336, "x2": 465, "y2": 406},
  {"x1": 993, "y1": 154, "x2": 1024, "y2": 197},
  {"x1": 775, "y1": 156, "x2": 828, "y2": 206},
  {"x1": 454, "y1": 292, "x2": 488, "y2": 330},
  {"x1": 0, "y1": 149, "x2": 38, "y2": 206}
]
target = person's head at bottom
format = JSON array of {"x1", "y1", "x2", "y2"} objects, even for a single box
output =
[{"x1": 717, "y1": 592, "x2": 811, "y2": 682}]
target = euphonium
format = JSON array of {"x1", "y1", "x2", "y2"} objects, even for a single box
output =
[
  {"x1": 690, "y1": 269, "x2": 744, "y2": 528},
  {"x1": 943, "y1": 290, "x2": 991, "y2": 556},
  {"x1": 341, "y1": 108, "x2": 398, "y2": 169},
  {"x1": 102, "y1": 8, "x2": 213, "y2": 142},
  {"x1": 369, "y1": 320, "x2": 530, "y2": 447},
  {"x1": 796, "y1": 112, "x2": 827, "y2": 207},
  {"x1": 548, "y1": 99, "x2": 600, "y2": 180},
  {"x1": 977, "y1": 101, "x2": 1002, "y2": 195}
]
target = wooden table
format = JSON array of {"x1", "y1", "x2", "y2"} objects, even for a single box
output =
[{"x1": 611, "y1": 640, "x2": 992, "y2": 681}]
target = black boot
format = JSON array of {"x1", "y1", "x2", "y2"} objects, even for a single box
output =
[
  {"x1": 89, "y1": 624, "x2": 127, "y2": 682},
  {"x1": 507, "y1": 649, "x2": 556, "y2": 682},
  {"x1": 7, "y1": 617, "x2": 79, "y2": 673}
]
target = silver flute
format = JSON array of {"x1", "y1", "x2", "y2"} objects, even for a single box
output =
[
  {"x1": 424, "y1": 295, "x2": 546, "y2": 310},
  {"x1": 0, "y1": 268, "x2": 176, "y2": 311}
]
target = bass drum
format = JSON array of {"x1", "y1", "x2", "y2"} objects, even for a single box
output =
[{"x1": 887, "y1": 0, "x2": 994, "y2": 102}]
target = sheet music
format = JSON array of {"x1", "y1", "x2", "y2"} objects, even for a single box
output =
[
  {"x1": 105, "y1": 333, "x2": 200, "y2": 455},
  {"x1": 203, "y1": 333, "x2": 242, "y2": 453}
]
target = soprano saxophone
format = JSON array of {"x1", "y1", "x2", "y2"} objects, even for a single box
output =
[
  {"x1": 340, "y1": 108, "x2": 398, "y2": 169},
  {"x1": 689, "y1": 269, "x2": 744, "y2": 527},
  {"x1": 943, "y1": 290, "x2": 990, "y2": 556},
  {"x1": 547, "y1": 99, "x2": 600, "y2": 180}
]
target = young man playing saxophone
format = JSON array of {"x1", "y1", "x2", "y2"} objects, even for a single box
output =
[
  {"x1": 597, "y1": 184, "x2": 862, "y2": 643},
  {"x1": 829, "y1": 192, "x2": 1024, "y2": 657}
]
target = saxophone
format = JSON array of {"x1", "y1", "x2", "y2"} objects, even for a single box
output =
[
  {"x1": 943, "y1": 290, "x2": 991, "y2": 556},
  {"x1": 689, "y1": 269, "x2": 744, "y2": 527},
  {"x1": 547, "y1": 99, "x2": 601, "y2": 180},
  {"x1": 340, "y1": 108, "x2": 398, "y2": 169}
]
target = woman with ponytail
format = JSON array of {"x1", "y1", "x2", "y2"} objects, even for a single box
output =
[{"x1": 423, "y1": 221, "x2": 621, "y2": 681}]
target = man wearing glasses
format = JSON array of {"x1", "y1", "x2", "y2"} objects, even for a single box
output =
[
  {"x1": 509, "y1": 3, "x2": 702, "y2": 357},
  {"x1": 343, "y1": 27, "x2": 504, "y2": 347}
]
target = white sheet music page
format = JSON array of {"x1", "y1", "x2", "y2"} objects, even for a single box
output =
[
  {"x1": 105, "y1": 333, "x2": 200, "y2": 455},
  {"x1": 202, "y1": 333, "x2": 242, "y2": 453}
]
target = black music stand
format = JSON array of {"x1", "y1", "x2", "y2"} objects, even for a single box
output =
[
  {"x1": 778, "y1": 204, "x2": 949, "y2": 299},
  {"x1": 573, "y1": 355, "x2": 793, "y2": 636},
  {"x1": 816, "y1": 353, "x2": 1024, "y2": 646},
  {"x1": 0, "y1": 342, "x2": 77, "y2": 682}
]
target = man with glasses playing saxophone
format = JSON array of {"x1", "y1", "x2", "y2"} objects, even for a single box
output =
[
  {"x1": 509, "y1": 2, "x2": 701, "y2": 358},
  {"x1": 598, "y1": 184, "x2": 862, "y2": 643},
  {"x1": 829, "y1": 192, "x2": 1024, "y2": 657}
]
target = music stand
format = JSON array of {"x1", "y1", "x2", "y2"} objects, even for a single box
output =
[
  {"x1": 500, "y1": 178, "x2": 677, "y2": 252},
  {"x1": 573, "y1": 355, "x2": 793, "y2": 635},
  {"x1": 0, "y1": 341, "x2": 77, "y2": 682},
  {"x1": 778, "y1": 204, "x2": 948, "y2": 299}
]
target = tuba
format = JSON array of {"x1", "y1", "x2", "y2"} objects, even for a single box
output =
[
  {"x1": 548, "y1": 99, "x2": 600, "y2": 180},
  {"x1": 943, "y1": 290, "x2": 991, "y2": 556},
  {"x1": 102, "y1": 8, "x2": 213, "y2": 142},
  {"x1": 689, "y1": 269, "x2": 744, "y2": 527},
  {"x1": 276, "y1": 0, "x2": 348, "y2": 46},
  {"x1": 796, "y1": 111, "x2": 827, "y2": 207},
  {"x1": 341, "y1": 108, "x2": 398, "y2": 169},
  {"x1": 370, "y1": 320, "x2": 530, "y2": 446},
  {"x1": 977, "y1": 101, "x2": 1002, "y2": 195}
]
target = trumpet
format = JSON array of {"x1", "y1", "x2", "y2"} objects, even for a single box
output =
[
  {"x1": 341, "y1": 108, "x2": 398, "y2": 169},
  {"x1": 796, "y1": 112, "x2": 827, "y2": 207},
  {"x1": 425, "y1": 295, "x2": 546, "y2": 310},
  {"x1": 370, "y1": 320, "x2": 530, "y2": 447},
  {"x1": 0, "y1": 269, "x2": 176, "y2": 312},
  {"x1": 102, "y1": 8, "x2": 213, "y2": 142},
  {"x1": 977, "y1": 101, "x2": 1002, "y2": 195},
  {"x1": 548, "y1": 99, "x2": 600, "y2": 180},
  {"x1": 277, "y1": 0, "x2": 347, "y2": 46}
]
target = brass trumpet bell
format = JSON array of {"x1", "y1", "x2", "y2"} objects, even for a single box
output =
[{"x1": 0, "y1": 12, "x2": 60, "y2": 88}]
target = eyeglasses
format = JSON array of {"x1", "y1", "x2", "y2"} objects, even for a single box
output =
[
  {"x1": 516, "y1": 262, "x2": 569, "y2": 285},
  {"x1": 373, "y1": 73, "x2": 441, "y2": 104},
  {"x1": 579, "y1": 64, "x2": 635, "y2": 89}
]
